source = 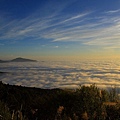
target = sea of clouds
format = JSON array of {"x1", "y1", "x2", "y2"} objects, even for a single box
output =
[{"x1": 0, "y1": 60, "x2": 120, "y2": 91}]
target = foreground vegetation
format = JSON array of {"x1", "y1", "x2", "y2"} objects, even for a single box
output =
[{"x1": 0, "y1": 81, "x2": 120, "y2": 120}]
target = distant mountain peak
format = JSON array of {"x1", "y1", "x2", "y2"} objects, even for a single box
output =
[
  {"x1": 0, "y1": 57, "x2": 37, "y2": 63},
  {"x1": 11, "y1": 57, "x2": 37, "y2": 62}
]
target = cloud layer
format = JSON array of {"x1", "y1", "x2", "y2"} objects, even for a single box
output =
[{"x1": 0, "y1": 60, "x2": 120, "y2": 91}]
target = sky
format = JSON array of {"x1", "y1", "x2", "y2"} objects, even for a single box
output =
[{"x1": 0, "y1": 0, "x2": 120, "y2": 60}]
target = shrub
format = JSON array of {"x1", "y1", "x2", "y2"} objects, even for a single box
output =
[{"x1": 0, "y1": 100, "x2": 11, "y2": 120}]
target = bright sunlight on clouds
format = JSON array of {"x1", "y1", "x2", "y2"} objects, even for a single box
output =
[{"x1": 1, "y1": 60, "x2": 120, "y2": 90}]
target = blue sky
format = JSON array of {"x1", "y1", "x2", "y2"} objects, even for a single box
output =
[{"x1": 0, "y1": 0, "x2": 120, "y2": 60}]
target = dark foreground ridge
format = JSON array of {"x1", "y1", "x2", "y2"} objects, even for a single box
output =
[
  {"x1": 0, "y1": 57, "x2": 37, "y2": 63},
  {"x1": 0, "y1": 81, "x2": 120, "y2": 120}
]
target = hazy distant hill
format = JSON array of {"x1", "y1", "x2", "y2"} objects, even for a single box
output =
[
  {"x1": 0, "y1": 57, "x2": 37, "y2": 63},
  {"x1": 0, "y1": 60, "x2": 7, "y2": 63},
  {"x1": 10, "y1": 57, "x2": 37, "y2": 62}
]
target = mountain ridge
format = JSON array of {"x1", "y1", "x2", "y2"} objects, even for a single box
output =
[{"x1": 0, "y1": 57, "x2": 37, "y2": 63}]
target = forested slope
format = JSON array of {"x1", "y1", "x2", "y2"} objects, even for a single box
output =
[{"x1": 0, "y1": 81, "x2": 120, "y2": 120}]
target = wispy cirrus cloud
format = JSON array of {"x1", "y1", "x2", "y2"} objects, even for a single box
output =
[
  {"x1": 0, "y1": 11, "x2": 91, "y2": 40},
  {"x1": 0, "y1": 7, "x2": 120, "y2": 48},
  {"x1": 105, "y1": 9, "x2": 120, "y2": 14}
]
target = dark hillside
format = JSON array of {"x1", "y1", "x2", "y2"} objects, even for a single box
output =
[{"x1": 0, "y1": 81, "x2": 120, "y2": 120}]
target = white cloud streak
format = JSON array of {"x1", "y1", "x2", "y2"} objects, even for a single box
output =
[{"x1": 105, "y1": 9, "x2": 120, "y2": 14}]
